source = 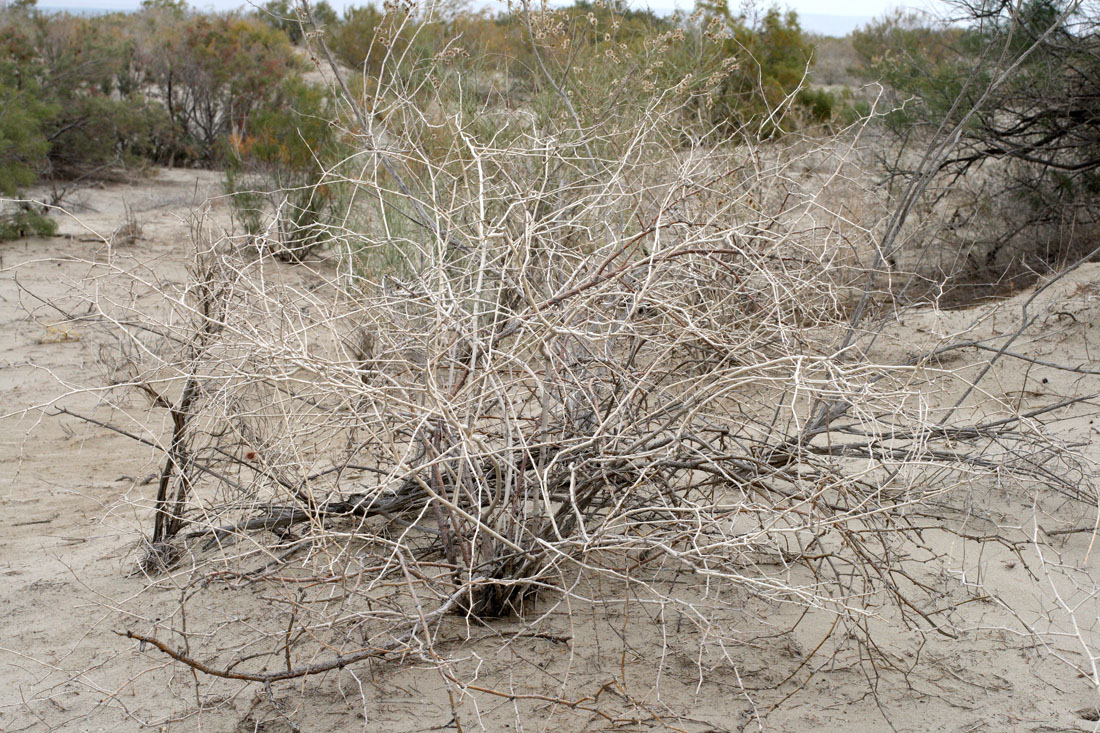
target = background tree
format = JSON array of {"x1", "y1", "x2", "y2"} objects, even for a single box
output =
[
  {"x1": 133, "y1": 11, "x2": 300, "y2": 164},
  {"x1": 225, "y1": 76, "x2": 346, "y2": 259},
  {"x1": 854, "y1": 0, "x2": 1100, "y2": 277},
  {"x1": 0, "y1": 5, "x2": 53, "y2": 194},
  {"x1": 258, "y1": 0, "x2": 337, "y2": 45}
]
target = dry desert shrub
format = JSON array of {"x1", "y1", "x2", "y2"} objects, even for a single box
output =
[{"x1": 51, "y1": 1, "x2": 1098, "y2": 727}]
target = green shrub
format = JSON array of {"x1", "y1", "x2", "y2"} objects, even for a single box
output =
[
  {"x1": 0, "y1": 9, "x2": 55, "y2": 191},
  {"x1": 258, "y1": 0, "x2": 338, "y2": 44},
  {"x1": 3, "y1": 9, "x2": 167, "y2": 177},
  {"x1": 0, "y1": 84, "x2": 54, "y2": 195},
  {"x1": 225, "y1": 77, "x2": 346, "y2": 260},
  {"x1": 854, "y1": 0, "x2": 1100, "y2": 271},
  {"x1": 648, "y1": 2, "x2": 818, "y2": 135},
  {"x1": 222, "y1": 173, "x2": 266, "y2": 236},
  {"x1": 327, "y1": 4, "x2": 390, "y2": 73},
  {"x1": 0, "y1": 4, "x2": 184, "y2": 179},
  {"x1": 796, "y1": 87, "x2": 835, "y2": 123},
  {"x1": 133, "y1": 10, "x2": 301, "y2": 164},
  {"x1": 0, "y1": 206, "x2": 57, "y2": 241},
  {"x1": 0, "y1": 0, "x2": 831, "y2": 207},
  {"x1": 850, "y1": 10, "x2": 970, "y2": 129}
]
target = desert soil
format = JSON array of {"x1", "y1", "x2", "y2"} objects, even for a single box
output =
[{"x1": 3, "y1": 170, "x2": 1100, "y2": 732}]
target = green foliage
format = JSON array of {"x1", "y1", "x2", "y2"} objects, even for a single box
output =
[
  {"x1": 0, "y1": 2, "x2": 305, "y2": 205},
  {"x1": 749, "y1": 8, "x2": 816, "y2": 109},
  {"x1": 0, "y1": 0, "x2": 834, "y2": 241},
  {"x1": 972, "y1": 0, "x2": 1100, "y2": 235},
  {"x1": 0, "y1": 5, "x2": 180, "y2": 179},
  {"x1": 328, "y1": 4, "x2": 393, "y2": 74},
  {"x1": 796, "y1": 87, "x2": 835, "y2": 123},
  {"x1": 140, "y1": 0, "x2": 187, "y2": 13},
  {"x1": 653, "y1": 2, "x2": 819, "y2": 134},
  {"x1": 0, "y1": 206, "x2": 57, "y2": 241},
  {"x1": 0, "y1": 76, "x2": 54, "y2": 195},
  {"x1": 225, "y1": 77, "x2": 345, "y2": 260},
  {"x1": 50, "y1": 94, "x2": 172, "y2": 175},
  {"x1": 0, "y1": 7, "x2": 53, "y2": 191},
  {"x1": 857, "y1": 0, "x2": 1100, "y2": 269},
  {"x1": 851, "y1": 10, "x2": 971, "y2": 129},
  {"x1": 138, "y1": 12, "x2": 301, "y2": 163},
  {"x1": 258, "y1": 0, "x2": 337, "y2": 45},
  {"x1": 222, "y1": 172, "x2": 266, "y2": 235},
  {"x1": 29, "y1": 11, "x2": 171, "y2": 175},
  {"x1": 0, "y1": 93, "x2": 51, "y2": 195},
  {"x1": 326, "y1": 1, "x2": 822, "y2": 136},
  {"x1": 855, "y1": 0, "x2": 1100, "y2": 181}
]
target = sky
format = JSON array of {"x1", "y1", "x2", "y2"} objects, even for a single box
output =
[{"x1": 33, "y1": 0, "x2": 946, "y2": 35}]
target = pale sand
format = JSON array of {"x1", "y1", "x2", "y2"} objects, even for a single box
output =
[{"x1": 2, "y1": 170, "x2": 1100, "y2": 732}]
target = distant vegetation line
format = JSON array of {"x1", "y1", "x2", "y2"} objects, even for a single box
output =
[
  {"x1": 4, "y1": 0, "x2": 1097, "y2": 282},
  {"x1": 36, "y1": 5, "x2": 123, "y2": 14},
  {"x1": 1, "y1": 0, "x2": 868, "y2": 240},
  {"x1": 31, "y1": 4, "x2": 874, "y2": 35}
]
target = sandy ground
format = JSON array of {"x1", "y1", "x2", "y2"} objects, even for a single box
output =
[{"x1": 3, "y1": 170, "x2": 1100, "y2": 732}]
